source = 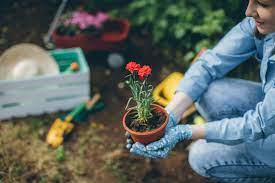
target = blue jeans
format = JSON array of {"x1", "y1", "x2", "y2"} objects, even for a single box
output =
[{"x1": 189, "y1": 78, "x2": 275, "y2": 183}]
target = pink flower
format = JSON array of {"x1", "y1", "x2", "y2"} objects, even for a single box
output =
[
  {"x1": 96, "y1": 12, "x2": 109, "y2": 23},
  {"x1": 62, "y1": 11, "x2": 109, "y2": 30},
  {"x1": 79, "y1": 22, "x2": 88, "y2": 29},
  {"x1": 64, "y1": 19, "x2": 71, "y2": 26}
]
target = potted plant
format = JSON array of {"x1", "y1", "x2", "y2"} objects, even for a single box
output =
[
  {"x1": 52, "y1": 10, "x2": 130, "y2": 52},
  {"x1": 122, "y1": 61, "x2": 169, "y2": 145}
]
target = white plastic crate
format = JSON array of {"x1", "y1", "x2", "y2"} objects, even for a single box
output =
[{"x1": 0, "y1": 48, "x2": 90, "y2": 120}]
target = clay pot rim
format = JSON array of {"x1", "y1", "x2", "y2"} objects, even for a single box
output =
[{"x1": 122, "y1": 103, "x2": 169, "y2": 136}]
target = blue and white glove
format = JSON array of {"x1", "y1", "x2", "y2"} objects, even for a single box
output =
[
  {"x1": 125, "y1": 110, "x2": 192, "y2": 158},
  {"x1": 130, "y1": 124, "x2": 192, "y2": 158}
]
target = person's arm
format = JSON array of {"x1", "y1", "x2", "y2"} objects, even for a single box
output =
[
  {"x1": 165, "y1": 91, "x2": 206, "y2": 140},
  {"x1": 186, "y1": 92, "x2": 275, "y2": 144},
  {"x1": 176, "y1": 17, "x2": 256, "y2": 102},
  {"x1": 174, "y1": 17, "x2": 268, "y2": 144},
  {"x1": 168, "y1": 18, "x2": 258, "y2": 141},
  {"x1": 205, "y1": 87, "x2": 275, "y2": 145},
  {"x1": 165, "y1": 91, "x2": 193, "y2": 123},
  {"x1": 190, "y1": 124, "x2": 205, "y2": 140}
]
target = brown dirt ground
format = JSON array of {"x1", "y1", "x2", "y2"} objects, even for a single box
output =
[{"x1": 0, "y1": 1, "x2": 212, "y2": 183}]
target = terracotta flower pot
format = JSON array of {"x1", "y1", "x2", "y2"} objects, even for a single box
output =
[
  {"x1": 52, "y1": 19, "x2": 130, "y2": 52},
  {"x1": 122, "y1": 104, "x2": 169, "y2": 145}
]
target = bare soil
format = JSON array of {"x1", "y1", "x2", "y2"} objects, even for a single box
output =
[
  {"x1": 126, "y1": 108, "x2": 166, "y2": 132},
  {"x1": 0, "y1": 1, "x2": 210, "y2": 183}
]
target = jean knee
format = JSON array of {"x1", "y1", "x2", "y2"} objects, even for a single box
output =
[
  {"x1": 196, "y1": 78, "x2": 242, "y2": 121},
  {"x1": 188, "y1": 140, "x2": 210, "y2": 177},
  {"x1": 196, "y1": 78, "x2": 263, "y2": 121},
  {"x1": 195, "y1": 81, "x2": 225, "y2": 121}
]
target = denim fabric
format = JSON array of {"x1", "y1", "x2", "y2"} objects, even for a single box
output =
[
  {"x1": 195, "y1": 78, "x2": 264, "y2": 122},
  {"x1": 176, "y1": 17, "x2": 275, "y2": 144},
  {"x1": 189, "y1": 140, "x2": 275, "y2": 183},
  {"x1": 189, "y1": 78, "x2": 275, "y2": 182}
]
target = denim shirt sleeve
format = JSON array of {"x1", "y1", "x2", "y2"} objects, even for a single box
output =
[
  {"x1": 176, "y1": 17, "x2": 256, "y2": 101},
  {"x1": 206, "y1": 87, "x2": 275, "y2": 145}
]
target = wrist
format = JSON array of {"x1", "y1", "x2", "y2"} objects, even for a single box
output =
[
  {"x1": 165, "y1": 92, "x2": 193, "y2": 123},
  {"x1": 177, "y1": 124, "x2": 192, "y2": 140},
  {"x1": 165, "y1": 109, "x2": 179, "y2": 128},
  {"x1": 190, "y1": 124, "x2": 205, "y2": 140}
]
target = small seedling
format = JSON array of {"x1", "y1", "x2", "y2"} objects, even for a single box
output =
[{"x1": 55, "y1": 146, "x2": 65, "y2": 162}]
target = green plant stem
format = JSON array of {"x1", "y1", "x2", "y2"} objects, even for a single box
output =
[{"x1": 125, "y1": 73, "x2": 154, "y2": 124}]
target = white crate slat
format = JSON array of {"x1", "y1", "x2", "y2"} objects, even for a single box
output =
[
  {"x1": 0, "y1": 72, "x2": 89, "y2": 92},
  {"x1": 0, "y1": 83, "x2": 88, "y2": 98},
  {"x1": 0, "y1": 81, "x2": 89, "y2": 101},
  {"x1": 0, "y1": 85, "x2": 89, "y2": 104},
  {"x1": 0, "y1": 96, "x2": 89, "y2": 120}
]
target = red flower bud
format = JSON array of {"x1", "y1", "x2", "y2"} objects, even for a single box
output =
[
  {"x1": 126, "y1": 61, "x2": 141, "y2": 73},
  {"x1": 138, "y1": 65, "x2": 152, "y2": 80}
]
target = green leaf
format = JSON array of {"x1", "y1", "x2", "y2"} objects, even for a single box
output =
[
  {"x1": 158, "y1": 19, "x2": 168, "y2": 29},
  {"x1": 184, "y1": 51, "x2": 195, "y2": 62},
  {"x1": 113, "y1": 0, "x2": 244, "y2": 72},
  {"x1": 55, "y1": 146, "x2": 65, "y2": 162},
  {"x1": 174, "y1": 29, "x2": 186, "y2": 39},
  {"x1": 125, "y1": 97, "x2": 133, "y2": 110},
  {"x1": 166, "y1": 5, "x2": 181, "y2": 17}
]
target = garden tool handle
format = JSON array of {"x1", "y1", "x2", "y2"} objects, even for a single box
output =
[
  {"x1": 66, "y1": 103, "x2": 86, "y2": 122},
  {"x1": 65, "y1": 93, "x2": 101, "y2": 122},
  {"x1": 43, "y1": 0, "x2": 68, "y2": 47},
  {"x1": 86, "y1": 93, "x2": 101, "y2": 109}
]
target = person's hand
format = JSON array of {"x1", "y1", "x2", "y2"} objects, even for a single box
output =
[
  {"x1": 125, "y1": 131, "x2": 133, "y2": 149},
  {"x1": 130, "y1": 124, "x2": 192, "y2": 158},
  {"x1": 125, "y1": 109, "x2": 178, "y2": 150}
]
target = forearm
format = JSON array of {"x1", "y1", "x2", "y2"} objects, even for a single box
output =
[
  {"x1": 165, "y1": 92, "x2": 206, "y2": 140},
  {"x1": 165, "y1": 91, "x2": 193, "y2": 122},
  {"x1": 190, "y1": 124, "x2": 205, "y2": 140}
]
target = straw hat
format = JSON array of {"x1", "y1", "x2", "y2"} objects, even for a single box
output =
[{"x1": 0, "y1": 43, "x2": 59, "y2": 80}]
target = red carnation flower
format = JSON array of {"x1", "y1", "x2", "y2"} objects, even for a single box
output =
[
  {"x1": 138, "y1": 65, "x2": 152, "y2": 80},
  {"x1": 126, "y1": 61, "x2": 141, "y2": 73}
]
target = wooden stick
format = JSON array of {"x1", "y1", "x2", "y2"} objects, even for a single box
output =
[{"x1": 86, "y1": 93, "x2": 101, "y2": 109}]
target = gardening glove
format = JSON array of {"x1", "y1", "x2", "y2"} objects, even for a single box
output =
[
  {"x1": 130, "y1": 124, "x2": 192, "y2": 158},
  {"x1": 125, "y1": 109, "x2": 178, "y2": 150}
]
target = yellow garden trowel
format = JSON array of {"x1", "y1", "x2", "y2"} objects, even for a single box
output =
[
  {"x1": 153, "y1": 48, "x2": 206, "y2": 121},
  {"x1": 46, "y1": 93, "x2": 101, "y2": 148}
]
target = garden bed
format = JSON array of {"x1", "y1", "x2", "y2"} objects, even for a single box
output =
[{"x1": 0, "y1": 1, "x2": 206, "y2": 182}]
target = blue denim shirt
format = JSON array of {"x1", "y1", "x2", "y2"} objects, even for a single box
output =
[{"x1": 176, "y1": 17, "x2": 275, "y2": 145}]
